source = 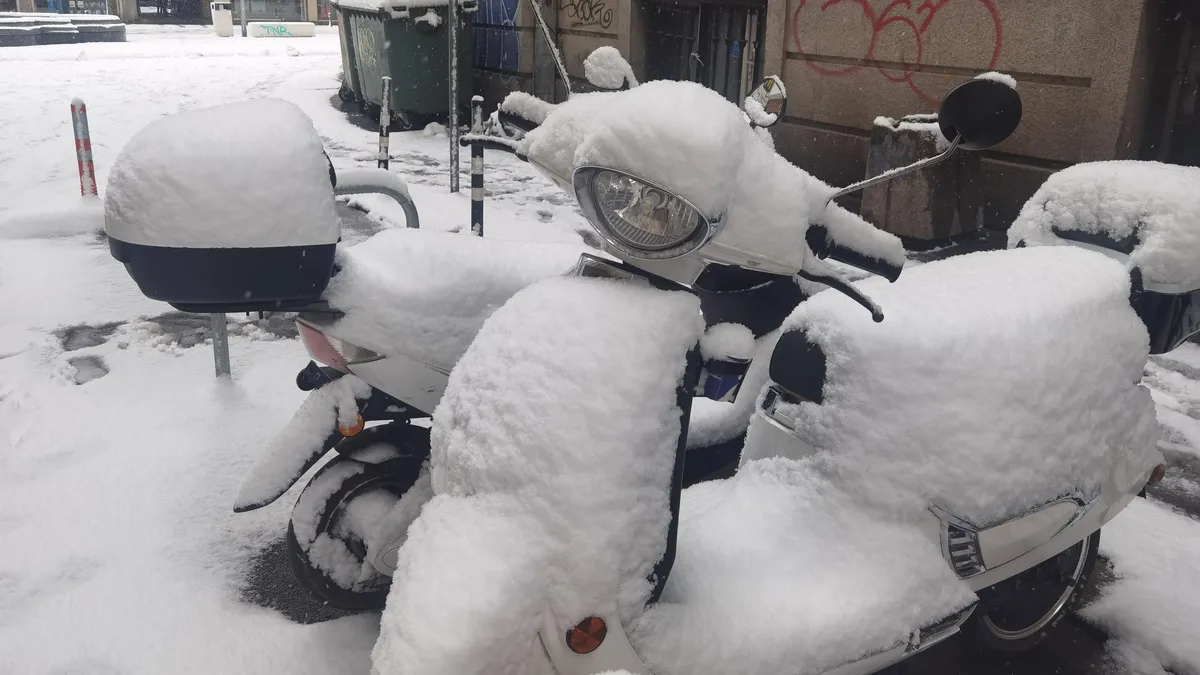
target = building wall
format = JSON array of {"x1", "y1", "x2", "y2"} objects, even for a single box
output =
[{"x1": 758, "y1": 0, "x2": 1153, "y2": 226}]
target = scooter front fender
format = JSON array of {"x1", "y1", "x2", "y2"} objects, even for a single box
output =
[{"x1": 233, "y1": 374, "x2": 372, "y2": 512}]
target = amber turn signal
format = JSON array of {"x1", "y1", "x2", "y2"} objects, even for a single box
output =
[
  {"x1": 1146, "y1": 463, "x2": 1167, "y2": 488},
  {"x1": 338, "y1": 413, "x2": 364, "y2": 437},
  {"x1": 566, "y1": 616, "x2": 607, "y2": 655}
]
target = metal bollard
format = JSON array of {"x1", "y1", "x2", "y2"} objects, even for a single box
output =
[
  {"x1": 378, "y1": 76, "x2": 391, "y2": 170},
  {"x1": 70, "y1": 98, "x2": 98, "y2": 197},
  {"x1": 448, "y1": 0, "x2": 460, "y2": 193},
  {"x1": 211, "y1": 313, "x2": 231, "y2": 377},
  {"x1": 470, "y1": 95, "x2": 484, "y2": 237}
]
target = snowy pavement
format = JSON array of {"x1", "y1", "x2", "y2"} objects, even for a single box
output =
[{"x1": 1, "y1": 26, "x2": 1199, "y2": 675}]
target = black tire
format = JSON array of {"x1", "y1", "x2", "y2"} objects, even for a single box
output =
[
  {"x1": 961, "y1": 530, "x2": 1100, "y2": 654},
  {"x1": 286, "y1": 424, "x2": 429, "y2": 611},
  {"x1": 337, "y1": 83, "x2": 356, "y2": 104}
]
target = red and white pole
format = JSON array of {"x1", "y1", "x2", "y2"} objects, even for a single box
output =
[{"x1": 71, "y1": 98, "x2": 98, "y2": 197}]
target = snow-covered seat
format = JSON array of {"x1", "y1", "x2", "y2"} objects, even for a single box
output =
[
  {"x1": 320, "y1": 228, "x2": 585, "y2": 372},
  {"x1": 748, "y1": 245, "x2": 1159, "y2": 527},
  {"x1": 1009, "y1": 160, "x2": 1200, "y2": 353}
]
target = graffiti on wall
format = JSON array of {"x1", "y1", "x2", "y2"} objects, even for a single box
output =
[
  {"x1": 791, "y1": 0, "x2": 1002, "y2": 104},
  {"x1": 561, "y1": 0, "x2": 614, "y2": 30}
]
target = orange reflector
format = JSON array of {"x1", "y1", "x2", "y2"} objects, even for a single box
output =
[
  {"x1": 338, "y1": 414, "x2": 364, "y2": 437},
  {"x1": 1147, "y1": 463, "x2": 1167, "y2": 487},
  {"x1": 566, "y1": 616, "x2": 606, "y2": 655}
]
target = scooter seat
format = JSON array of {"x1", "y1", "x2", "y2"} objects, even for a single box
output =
[
  {"x1": 745, "y1": 245, "x2": 1160, "y2": 529},
  {"x1": 320, "y1": 228, "x2": 585, "y2": 372}
]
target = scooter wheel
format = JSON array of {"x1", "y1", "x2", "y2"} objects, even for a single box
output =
[
  {"x1": 960, "y1": 530, "x2": 1100, "y2": 654},
  {"x1": 285, "y1": 426, "x2": 429, "y2": 611}
]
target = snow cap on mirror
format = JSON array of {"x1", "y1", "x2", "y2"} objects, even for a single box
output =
[{"x1": 104, "y1": 98, "x2": 339, "y2": 249}]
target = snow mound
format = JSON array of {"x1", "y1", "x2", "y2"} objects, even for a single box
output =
[
  {"x1": 1080, "y1": 498, "x2": 1200, "y2": 675},
  {"x1": 745, "y1": 246, "x2": 1160, "y2": 525},
  {"x1": 374, "y1": 276, "x2": 705, "y2": 675},
  {"x1": 104, "y1": 98, "x2": 338, "y2": 248},
  {"x1": 521, "y1": 80, "x2": 905, "y2": 275},
  {"x1": 322, "y1": 228, "x2": 584, "y2": 371},
  {"x1": 583, "y1": 46, "x2": 638, "y2": 90},
  {"x1": 1009, "y1": 160, "x2": 1200, "y2": 290},
  {"x1": 699, "y1": 322, "x2": 754, "y2": 361},
  {"x1": 631, "y1": 458, "x2": 975, "y2": 675}
]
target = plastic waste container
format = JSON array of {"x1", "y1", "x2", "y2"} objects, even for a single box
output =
[
  {"x1": 333, "y1": 0, "x2": 476, "y2": 128},
  {"x1": 211, "y1": 2, "x2": 234, "y2": 37}
]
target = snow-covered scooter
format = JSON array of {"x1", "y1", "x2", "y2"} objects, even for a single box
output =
[
  {"x1": 102, "y1": 51, "x2": 801, "y2": 610},
  {"x1": 365, "y1": 75, "x2": 1193, "y2": 675}
]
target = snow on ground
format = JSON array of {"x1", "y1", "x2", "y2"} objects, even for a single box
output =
[
  {"x1": 0, "y1": 26, "x2": 588, "y2": 675},
  {"x1": 1, "y1": 24, "x2": 1199, "y2": 675}
]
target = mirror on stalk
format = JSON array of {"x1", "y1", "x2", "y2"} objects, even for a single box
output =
[
  {"x1": 937, "y1": 74, "x2": 1022, "y2": 150},
  {"x1": 744, "y1": 75, "x2": 787, "y2": 127},
  {"x1": 583, "y1": 46, "x2": 639, "y2": 91}
]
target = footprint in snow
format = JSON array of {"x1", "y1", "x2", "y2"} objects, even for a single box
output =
[
  {"x1": 56, "y1": 322, "x2": 121, "y2": 352},
  {"x1": 67, "y1": 356, "x2": 109, "y2": 385}
]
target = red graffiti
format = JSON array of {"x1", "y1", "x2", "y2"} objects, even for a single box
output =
[{"x1": 791, "y1": 0, "x2": 1002, "y2": 104}]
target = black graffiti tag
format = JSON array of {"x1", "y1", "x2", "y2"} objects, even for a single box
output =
[{"x1": 561, "y1": 0, "x2": 614, "y2": 30}]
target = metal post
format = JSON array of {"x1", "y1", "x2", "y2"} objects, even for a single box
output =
[
  {"x1": 239, "y1": 0, "x2": 247, "y2": 37},
  {"x1": 470, "y1": 95, "x2": 484, "y2": 236},
  {"x1": 211, "y1": 313, "x2": 231, "y2": 377},
  {"x1": 378, "y1": 76, "x2": 391, "y2": 170},
  {"x1": 70, "y1": 98, "x2": 98, "y2": 198},
  {"x1": 448, "y1": 0, "x2": 460, "y2": 193},
  {"x1": 532, "y1": 0, "x2": 558, "y2": 102}
]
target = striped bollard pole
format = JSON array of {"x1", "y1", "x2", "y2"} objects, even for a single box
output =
[
  {"x1": 71, "y1": 98, "x2": 98, "y2": 197},
  {"x1": 378, "y1": 76, "x2": 391, "y2": 170},
  {"x1": 470, "y1": 95, "x2": 484, "y2": 237}
]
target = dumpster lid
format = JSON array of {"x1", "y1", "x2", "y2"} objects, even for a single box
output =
[{"x1": 332, "y1": 0, "x2": 476, "y2": 16}]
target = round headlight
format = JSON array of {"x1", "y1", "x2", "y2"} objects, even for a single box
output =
[{"x1": 573, "y1": 167, "x2": 715, "y2": 259}]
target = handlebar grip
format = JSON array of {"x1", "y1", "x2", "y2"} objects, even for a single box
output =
[{"x1": 805, "y1": 225, "x2": 903, "y2": 282}]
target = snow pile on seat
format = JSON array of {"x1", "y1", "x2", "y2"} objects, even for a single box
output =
[
  {"x1": 104, "y1": 98, "x2": 338, "y2": 248},
  {"x1": 631, "y1": 458, "x2": 975, "y2": 675},
  {"x1": 1009, "y1": 161, "x2": 1200, "y2": 290},
  {"x1": 372, "y1": 276, "x2": 704, "y2": 675},
  {"x1": 323, "y1": 228, "x2": 584, "y2": 370},
  {"x1": 746, "y1": 246, "x2": 1160, "y2": 525},
  {"x1": 521, "y1": 80, "x2": 905, "y2": 274}
]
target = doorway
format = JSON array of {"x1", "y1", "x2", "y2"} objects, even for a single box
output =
[{"x1": 644, "y1": 0, "x2": 766, "y2": 104}]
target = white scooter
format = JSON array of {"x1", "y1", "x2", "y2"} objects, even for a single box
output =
[
  {"x1": 366, "y1": 73, "x2": 1192, "y2": 675},
  {"x1": 223, "y1": 55, "x2": 799, "y2": 610}
]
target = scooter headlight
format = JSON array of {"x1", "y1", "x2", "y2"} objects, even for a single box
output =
[{"x1": 573, "y1": 166, "x2": 717, "y2": 259}]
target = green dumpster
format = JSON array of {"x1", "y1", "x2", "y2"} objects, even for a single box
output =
[{"x1": 333, "y1": 0, "x2": 477, "y2": 127}]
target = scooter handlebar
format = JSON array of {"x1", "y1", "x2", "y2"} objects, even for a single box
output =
[{"x1": 805, "y1": 224, "x2": 903, "y2": 283}]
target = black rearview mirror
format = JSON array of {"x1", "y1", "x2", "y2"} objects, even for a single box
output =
[
  {"x1": 937, "y1": 75, "x2": 1022, "y2": 151},
  {"x1": 744, "y1": 75, "x2": 787, "y2": 127},
  {"x1": 583, "y1": 46, "x2": 639, "y2": 91}
]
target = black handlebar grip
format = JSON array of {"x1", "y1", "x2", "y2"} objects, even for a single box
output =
[{"x1": 805, "y1": 225, "x2": 903, "y2": 282}]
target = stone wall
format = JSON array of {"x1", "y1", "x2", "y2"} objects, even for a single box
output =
[{"x1": 761, "y1": 0, "x2": 1154, "y2": 227}]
